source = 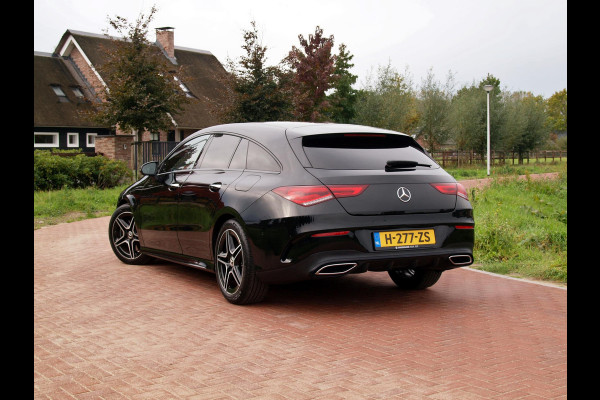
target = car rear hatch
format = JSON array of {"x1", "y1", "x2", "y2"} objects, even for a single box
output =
[{"x1": 295, "y1": 132, "x2": 458, "y2": 216}]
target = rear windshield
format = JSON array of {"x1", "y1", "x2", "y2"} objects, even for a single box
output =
[{"x1": 302, "y1": 133, "x2": 438, "y2": 170}]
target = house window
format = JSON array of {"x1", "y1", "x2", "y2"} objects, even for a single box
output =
[
  {"x1": 71, "y1": 87, "x2": 85, "y2": 99},
  {"x1": 67, "y1": 133, "x2": 79, "y2": 147},
  {"x1": 174, "y1": 76, "x2": 194, "y2": 98},
  {"x1": 34, "y1": 132, "x2": 59, "y2": 148},
  {"x1": 86, "y1": 133, "x2": 97, "y2": 147},
  {"x1": 150, "y1": 132, "x2": 159, "y2": 141},
  {"x1": 50, "y1": 85, "x2": 69, "y2": 102}
]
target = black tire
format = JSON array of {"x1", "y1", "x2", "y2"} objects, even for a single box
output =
[
  {"x1": 109, "y1": 204, "x2": 153, "y2": 265},
  {"x1": 215, "y1": 220, "x2": 269, "y2": 305},
  {"x1": 388, "y1": 268, "x2": 442, "y2": 290}
]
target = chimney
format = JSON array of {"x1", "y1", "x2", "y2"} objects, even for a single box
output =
[{"x1": 156, "y1": 27, "x2": 175, "y2": 59}]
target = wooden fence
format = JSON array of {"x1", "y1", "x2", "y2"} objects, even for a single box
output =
[{"x1": 429, "y1": 150, "x2": 567, "y2": 168}]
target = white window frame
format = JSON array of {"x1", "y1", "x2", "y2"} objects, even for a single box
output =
[
  {"x1": 67, "y1": 132, "x2": 79, "y2": 147},
  {"x1": 86, "y1": 133, "x2": 97, "y2": 148},
  {"x1": 34, "y1": 132, "x2": 59, "y2": 148}
]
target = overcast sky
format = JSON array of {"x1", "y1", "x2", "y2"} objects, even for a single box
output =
[{"x1": 34, "y1": 0, "x2": 567, "y2": 98}]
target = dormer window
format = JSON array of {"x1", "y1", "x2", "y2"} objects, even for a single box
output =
[
  {"x1": 71, "y1": 86, "x2": 84, "y2": 99},
  {"x1": 50, "y1": 85, "x2": 69, "y2": 102},
  {"x1": 174, "y1": 77, "x2": 194, "y2": 98}
]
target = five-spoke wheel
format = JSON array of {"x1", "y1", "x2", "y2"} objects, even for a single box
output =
[
  {"x1": 109, "y1": 204, "x2": 152, "y2": 264},
  {"x1": 215, "y1": 220, "x2": 268, "y2": 304}
]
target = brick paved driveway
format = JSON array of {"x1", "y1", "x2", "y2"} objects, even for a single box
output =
[{"x1": 34, "y1": 216, "x2": 567, "y2": 399}]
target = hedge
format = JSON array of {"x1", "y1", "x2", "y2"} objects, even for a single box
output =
[{"x1": 34, "y1": 150, "x2": 133, "y2": 191}]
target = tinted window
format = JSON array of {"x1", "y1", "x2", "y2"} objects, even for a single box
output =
[
  {"x1": 200, "y1": 134, "x2": 241, "y2": 169},
  {"x1": 160, "y1": 134, "x2": 210, "y2": 172},
  {"x1": 302, "y1": 133, "x2": 437, "y2": 170},
  {"x1": 229, "y1": 139, "x2": 248, "y2": 170},
  {"x1": 247, "y1": 142, "x2": 280, "y2": 172}
]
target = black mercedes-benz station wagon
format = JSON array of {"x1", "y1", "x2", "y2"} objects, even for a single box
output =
[{"x1": 109, "y1": 122, "x2": 474, "y2": 304}]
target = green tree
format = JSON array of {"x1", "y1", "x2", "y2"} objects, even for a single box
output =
[
  {"x1": 500, "y1": 92, "x2": 548, "y2": 162},
  {"x1": 448, "y1": 74, "x2": 504, "y2": 156},
  {"x1": 546, "y1": 89, "x2": 567, "y2": 132},
  {"x1": 326, "y1": 43, "x2": 358, "y2": 123},
  {"x1": 89, "y1": 6, "x2": 190, "y2": 141},
  {"x1": 284, "y1": 26, "x2": 337, "y2": 121},
  {"x1": 353, "y1": 62, "x2": 418, "y2": 134},
  {"x1": 220, "y1": 21, "x2": 293, "y2": 122},
  {"x1": 448, "y1": 85, "x2": 485, "y2": 152},
  {"x1": 415, "y1": 68, "x2": 455, "y2": 152}
]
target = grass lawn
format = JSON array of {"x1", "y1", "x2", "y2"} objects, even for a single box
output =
[
  {"x1": 468, "y1": 165, "x2": 567, "y2": 285},
  {"x1": 445, "y1": 159, "x2": 567, "y2": 180},
  {"x1": 34, "y1": 183, "x2": 131, "y2": 230}
]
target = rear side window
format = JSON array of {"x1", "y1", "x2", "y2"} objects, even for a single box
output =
[
  {"x1": 200, "y1": 134, "x2": 241, "y2": 169},
  {"x1": 302, "y1": 133, "x2": 438, "y2": 170},
  {"x1": 246, "y1": 142, "x2": 280, "y2": 172}
]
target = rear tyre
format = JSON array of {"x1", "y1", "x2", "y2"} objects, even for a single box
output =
[
  {"x1": 215, "y1": 220, "x2": 269, "y2": 305},
  {"x1": 109, "y1": 204, "x2": 153, "y2": 265},
  {"x1": 388, "y1": 268, "x2": 442, "y2": 290}
]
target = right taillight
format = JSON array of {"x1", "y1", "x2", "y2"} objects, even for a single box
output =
[
  {"x1": 273, "y1": 185, "x2": 368, "y2": 207},
  {"x1": 431, "y1": 183, "x2": 469, "y2": 200}
]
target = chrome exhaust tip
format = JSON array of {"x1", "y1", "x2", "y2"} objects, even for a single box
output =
[
  {"x1": 449, "y1": 254, "x2": 473, "y2": 266},
  {"x1": 315, "y1": 263, "x2": 358, "y2": 276}
]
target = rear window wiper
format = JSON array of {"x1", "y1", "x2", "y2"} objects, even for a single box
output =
[{"x1": 385, "y1": 160, "x2": 431, "y2": 171}]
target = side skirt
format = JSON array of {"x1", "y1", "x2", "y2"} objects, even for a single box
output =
[{"x1": 142, "y1": 248, "x2": 215, "y2": 273}]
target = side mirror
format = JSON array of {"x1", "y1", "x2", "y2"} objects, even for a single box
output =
[{"x1": 140, "y1": 161, "x2": 159, "y2": 176}]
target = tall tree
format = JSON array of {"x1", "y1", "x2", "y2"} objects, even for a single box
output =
[
  {"x1": 220, "y1": 21, "x2": 293, "y2": 122},
  {"x1": 327, "y1": 43, "x2": 358, "y2": 123},
  {"x1": 448, "y1": 74, "x2": 504, "y2": 156},
  {"x1": 500, "y1": 92, "x2": 548, "y2": 162},
  {"x1": 448, "y1": 85, "x2": 486, "y2": 152},
  {"x1": 285, "y1": 26, "x2": 337, "y2": 121},
  {"x1": 546, "y1": 89, "x2": 567, "y2": 133},
  {"x1": 353, "y1": 62, "x2": 418, "y2": 134},
  {"x1": 88, "y1": 6, "x2": 190, "y2": 141},
  {"x1": 415, "y1": 68, "x2": 455, "y2": 152}
]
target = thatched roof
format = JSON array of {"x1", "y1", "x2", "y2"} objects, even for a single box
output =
[
  {"x1": 33, "y1": 52, "x2": 99, "y2": 128},
  {"x1": 37, "y1": 29, "x2": 230, "y2": 130}
]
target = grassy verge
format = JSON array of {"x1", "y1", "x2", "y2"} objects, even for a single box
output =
[
  {"x1": 445, "y1": 160, "x2": 567, "y2": 180},
  {"x1": 469, "y1": 167, "x2": 567, "y2": 285},
  {"x1": 34, "y1": 184, "x2": 131, "y2": 229}
]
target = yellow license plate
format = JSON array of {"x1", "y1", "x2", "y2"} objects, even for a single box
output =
[{"x1": 373, "y1": 229, "x2": 436, "y2": 249}]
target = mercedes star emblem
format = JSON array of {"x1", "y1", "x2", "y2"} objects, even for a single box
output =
[{"x1": 397, "y1": 187, "x2": 412, "y2": 202}]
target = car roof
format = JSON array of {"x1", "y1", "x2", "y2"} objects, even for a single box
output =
[{"x1": 194, "y1": 121, "x2": 408, "y2": 143}]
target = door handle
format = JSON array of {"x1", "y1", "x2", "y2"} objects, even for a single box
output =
[{"x1": 209, "y1": 182, "x2": 222, "y2": 192}]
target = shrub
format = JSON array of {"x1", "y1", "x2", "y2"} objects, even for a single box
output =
[{"x1": 33, "y1": 150, "x2": 133, "y2": 191}]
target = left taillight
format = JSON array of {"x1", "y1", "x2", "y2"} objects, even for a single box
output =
[
  {"x1": 273, "y1": 185, "x2": 368, "y2": 207},
  {"x1": 430, "y1": 183, "x2": 469, "y2": 200}
]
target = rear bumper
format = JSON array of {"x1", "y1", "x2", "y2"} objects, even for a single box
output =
[
  {"x1": 256, "y1": 246, "x2": 473, "y2": 284},
  {"x1": 243, "y1": 211, "x2": 474, "y2": 284}
]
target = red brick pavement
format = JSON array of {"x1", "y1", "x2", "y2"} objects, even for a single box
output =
[{"x1": 34, "y1": 216, "x2": 567, "y2": 399}]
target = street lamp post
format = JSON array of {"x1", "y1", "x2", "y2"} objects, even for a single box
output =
[{"x1": 484, "y1": 85, "x2": 494, "y2": 176}]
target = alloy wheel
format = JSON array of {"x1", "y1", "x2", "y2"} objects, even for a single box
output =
[
  {"x1": 111, "y1": 211, "x2": 142, "y2": 261},
  {"x1": 216, "y1": 229, "x2": 244, "y2": 295}
]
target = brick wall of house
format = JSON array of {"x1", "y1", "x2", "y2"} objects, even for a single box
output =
[
  {"x1": 95, "y1": 135, "x2": 135, "y2": 169},
  {"x1": 70, "y1": 47, "x2": 106, "y2": 100}
]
